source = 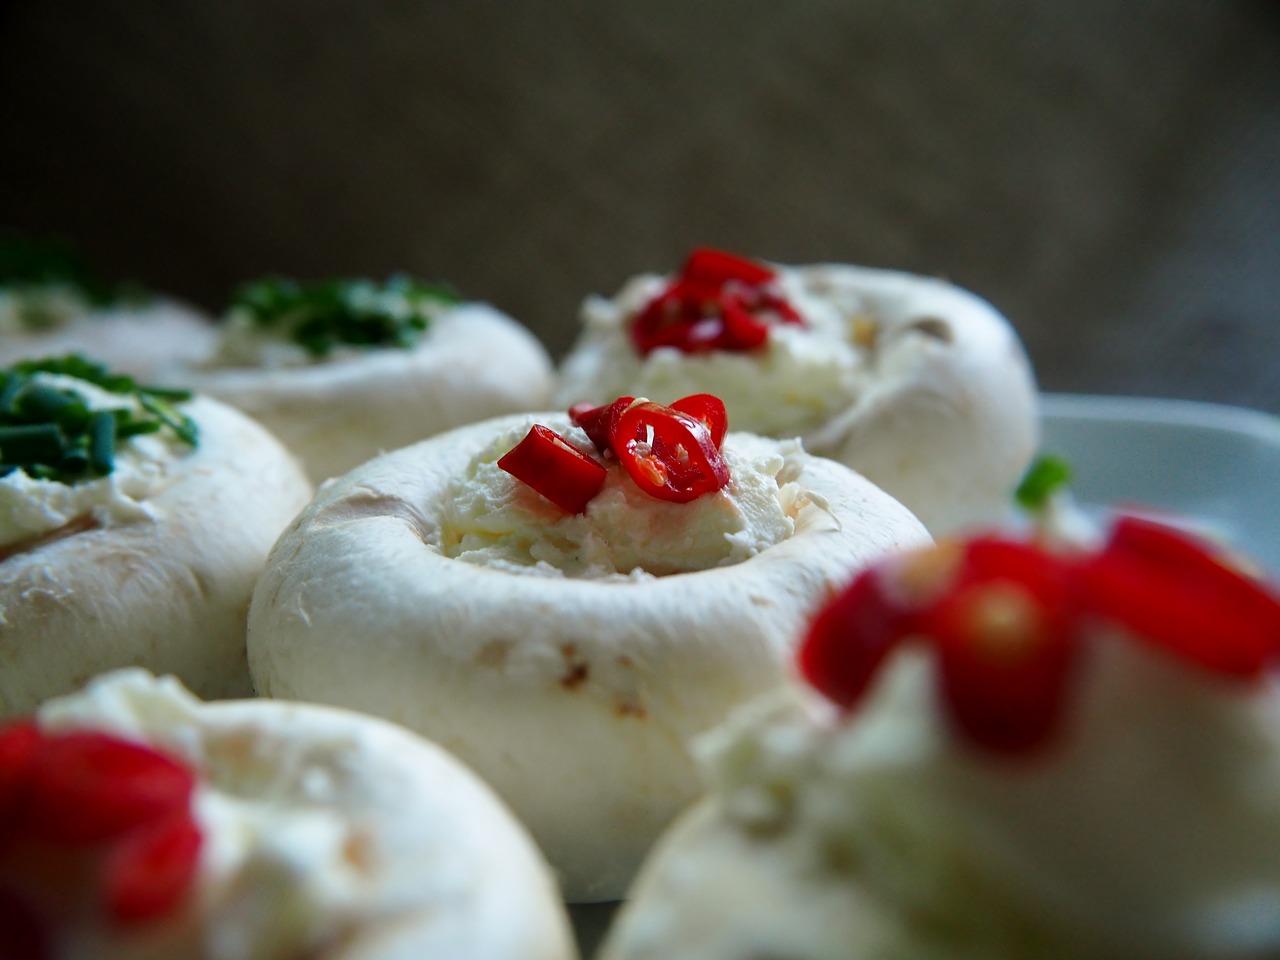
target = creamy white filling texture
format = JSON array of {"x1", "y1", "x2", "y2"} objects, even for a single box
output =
[
  {"x1": 697, "y1": 639, "x2": 1280, "y2": 957},
  {"x1": 557, "y1": 268, "x2": 870, "y2": 437},
  {"x1": 38, "y1": 670, "x2": 387, "y2": 960},
  {"x1": 0, "y1": 375, "x2": 181, "y2": 547},
  {"x1": 440, "y1": 416, "x2": 803, "y2": 578}
]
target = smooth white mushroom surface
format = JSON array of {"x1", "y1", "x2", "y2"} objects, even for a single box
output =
[
  {"x1": 247, "y1": 410, "x2": 931, "y2": 902},
  {"x1": 0, "y1": 297, "x2": 219, "y2": 382},
  {"x1": 31, "y1": 669, "x2": 578, "y2": 960},
  {"x1": 176, "y1": 302, "x2": 556, "y2": 482},
  {"x1": 556, "y1": 260, "x2": 1039, "y2": 534},
  {"x1": 0, "y1": 382, "x2": 312, "y2": 719}
]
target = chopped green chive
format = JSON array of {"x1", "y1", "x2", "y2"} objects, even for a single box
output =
[
  {"x1": 1015, "y1": 454, "x2": 1074, "y2": 511},
  {"x1": 138, "y1": 393, "x2": 199, "y2": 447},
  {"x1": 229, "y1": 274, "x2": 461, "y2": 357},
  {"x1": 0, "y1": 423, "x2": 65, "y2": 465},
  {"x1": 0, "y1": 354, "x2": 197, "y2": 484},
  {"x1": 87, "y1": 410, "x2": 116, "y2": 476},
  {"x1": 0, "y1": 232, "x2": 151, "y2": 318}
]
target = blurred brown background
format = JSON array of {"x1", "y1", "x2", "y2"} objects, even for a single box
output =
[{"x1": 2, "y1": 1, "x2": 1277, "y2": 412}]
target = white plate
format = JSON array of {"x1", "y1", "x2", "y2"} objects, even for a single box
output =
[
  {"x1": 1040, "y1": 393, "x2": 1280, "y2": 573},
  {"x1": 570, "y1": 394, "x2": 1280, "y2": 953}
]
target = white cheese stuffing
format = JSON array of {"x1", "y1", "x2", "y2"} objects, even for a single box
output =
[
  {"x1": 39, "y1": 670, "x2": 385, "y2": 960},
  {"x1": 558, "y1": 268, "x2": 871, "y2": 438},
  {"x1": 440, "y1": 417, "x2": 804, "y2": 579},
  {"x1": 0, "y1": 374, "x2": 182, "y2": 548},
  {"x1": 685, "y1": 622, "x2": 1280, "y2": 958}
]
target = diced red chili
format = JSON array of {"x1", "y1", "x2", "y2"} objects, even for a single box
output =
[
  {"x1": 669, "y1": 394, "x2": 728, "y2": 448},
  {"x1": 629, "y1": 248, "x2": 804, "y2": 355},
  {"x1": 928, "y1": 544, "x2": 1080, "y2": 755},
  {"x1": 568, "y1": 396, "x2": 635, "y2": 455},
  {"x1": 0, "y1": 722, "x2": 39, "y2": 834},
  {"x1": 1078, "y1": 515, "x2": 1280, "y2": 678},
  {"x1": 0, "y1": 889, "x2": 49, "y2": 960},
  {"x1": 613, "y1": 401, "x2": 730, "y2": 503},
  {"x1": 680, "y1": 247, "x2": 775, "y2": 294},
  {"x1": 797, "y1": 568, "x2": 918, "y2": 709},
  {"x1": 103, "y1": 811, "x2": 203, "y2": 924},
  {"x1": 23, "y1": 732, "x2": 196, "y2": 845},
  {"x1": 498, "y1": 425, "x2": 608, "y2": 514}
]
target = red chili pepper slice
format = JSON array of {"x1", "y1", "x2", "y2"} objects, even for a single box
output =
[
  {"x1": 680, "y1": 247, "x2": 776, "y2": 294},
  {"x1": 0, "y1": 722, "x2": 39, "y2": 826},
  {"x1": 799, "y1": 537, "x2": 1081, "y2": 756},
  {"x1": 629, "y1": 248, "x2": 804, "y2": 356},
  {"x1": 1078, "y1": 515, "x2": 1280, "y2": 678},
  {"x1": 568, "y1": 396, "x2": 635, "y2": 455},
  {"x1": 797, "y1": 567, "x2": 918, "y2": 709},
  {"x1": 613, "y1": 401, "x2": 730, "y2": 503},
  {"x1": 670, "y1": 394, "x2": 728, "y2": 448},
  {"x1": 23, "y1": 732, "x2": 196, "y2": 845},
  {"x1": 102, "y1": 811, "x2": 203, "y2": 925},
  {"x1": 928, "y1": 539, "x2": 1079, "y2": 755},
  {"x1": 717, "y1": 290, "x2": 771, "y2": 351},
  {"x1": 0, "y1": 889, "x2": 49, "y2": 960},
  {"x1": 498, "y1": 425, "x2": 608, "y2": 514}
]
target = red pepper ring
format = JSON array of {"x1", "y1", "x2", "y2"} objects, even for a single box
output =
[
  {"x1": 1077, "y1": 515, "x2": 1280, "y2": 678},
  {"x1": 23, "y1": 731, "x2": 197, "y2": 846},
  {"x1": 497, "y1": 425, "x2": 608, "y2": 514},
  {"x1": 679, "y1": 248, "x2": 776, "y2": 296},
  {"x1": 797, "y1": 566, "x2": 919, "y2": 710},
  {"x1": 568, "y1": 396, "x2": 635, "y2": 455},
  {"x1": 629, "y1": 248, "x2": 805, "y2": 356},
  {"x1": 613, "y1": 402, "x2": 730, "y2": 504},
  {"x1": 0, "y1": 888, "x2": 48, "y2": 960},
  {"x1": 669, "y1": 394, "x2": 728, "y2": 449},
  {"x1": 103, "y1": 810, "x2": 203, "y2": 925}
]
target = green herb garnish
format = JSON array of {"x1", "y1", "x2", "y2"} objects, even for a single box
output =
[
  {"x1": 229, "y1": 274, "x2": 461, "y2": 357},
  {"x1": 0, "y1": 233, "x2": 149, "y2": 327},
  {"x1": 0, "y1": 355, "x2": 197, "y2": 483},
  {"x1": 1014, "y1": 453, "x2": 1073, "y2": 511}
]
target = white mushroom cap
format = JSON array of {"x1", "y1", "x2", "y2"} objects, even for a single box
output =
[
  {"x1": 556, "y1": 261, "x2": 1039, "y2": 535},
  {"x1": 33, "y1": 668, "x2": 578, "y2": 960},
  {"x1": 247, "y1": 412, "x2": 931, "y2": 902},
  {"x1": 798, "y1": 264, "x2": 1038, "y2": 534},
  {"x1": 0, "y1": 393, "x2": 312, "y2": 718},
  {"x1": 178, "y1": 302, "x2": 556, "y2": 482},
  {"x1": 0, "y1": 298, "x2": 219, "y2": 382}
]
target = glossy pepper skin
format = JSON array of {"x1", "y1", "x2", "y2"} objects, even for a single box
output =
[
  {"x1": 612, "y1": 400, "x2": 730, "y2": 504},
  {"x1": 497, "y1": 424, "x2": 608, "y2": 514},
  {"x1": 504, "y1": 394, "x2": 732, "y2": 512}
]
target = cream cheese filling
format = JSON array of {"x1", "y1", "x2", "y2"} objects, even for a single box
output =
[
  {"x1": 697, "y1": 638, "x2": 1280, "y2": 957},
  {"x1": 557, "y1": 267, "x2": 871, "y2": 438},
  {"x1": 38, "y1": 671, "x2": 396, "y2": 960},
  {"x1": 0, "y1": 375, "x2": 182, "y2": 549},
  {"x1": 439, "y1": 416, "x2": 804, "y2": 579}
]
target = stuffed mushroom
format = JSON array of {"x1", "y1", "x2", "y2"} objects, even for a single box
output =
[
  {"x1": 0, "y1": 356, "x2": 312, "y2": 717},
  {"x1": 247, "y1": 395, "x2": 931, "y2": 901},
  {"x1": 556, "y1": 249, "x2": 1039, "y2": 534}
]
